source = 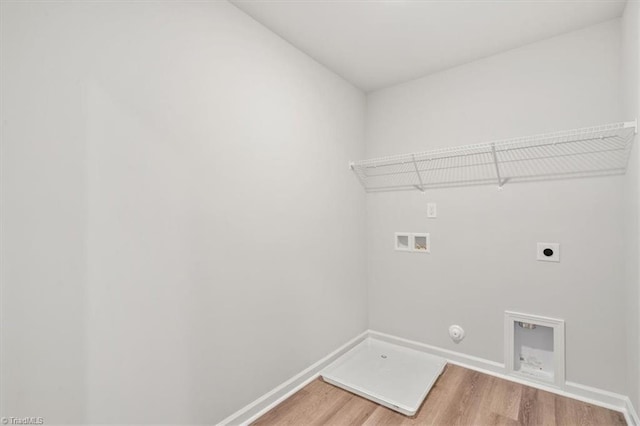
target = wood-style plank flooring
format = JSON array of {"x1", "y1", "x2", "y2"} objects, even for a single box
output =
[{"x1": 252, "y1": 364, "x2": 626, "y2": 426}]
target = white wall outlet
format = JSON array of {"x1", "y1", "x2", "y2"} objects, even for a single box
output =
[
  {"x1": 537, "y1": 243, "x2": 560, "y2": 262},
  {"x1": 427, "y1": 203, "x2": 437, "y2": 218},
  {"x1": 395, "y1": 233, "x2": 412, "y2": 252},
  {"x1": 449, "y1": 325, "x2": 465, "y2": 343}
]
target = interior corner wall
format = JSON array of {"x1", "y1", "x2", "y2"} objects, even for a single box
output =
[
  {"x1": 365, "y1": 19, "x2": 629, "y2": 394},
  {"x1": 622, "y1": 0, "x2": 640, "y2": 413},
  {"x1": 0, "y1": 1, "x2": 367, "y2": 424}
]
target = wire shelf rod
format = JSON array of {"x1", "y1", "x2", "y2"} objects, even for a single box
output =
[
  {"x1": 350, "y1": 120, "x2": 637, "y2": 192},
  {"x1": 356, "y1": 133, "x2": 628, "y2": 170},
  {"x1": 490, "y1": 143, "x2": 503, "y2": 188},
  {"x1": 362, "y1": 145, "x2": 628, "y2": 179},
  {"x1": 411, "y1": 154, "x2": 425, "y2": 192},
  {"x1": 353, "y1": 121, "x2": 636, "y2": 168}
]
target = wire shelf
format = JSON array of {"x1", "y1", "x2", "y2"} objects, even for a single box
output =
[{"x1": 350, "y1": 120, "x2": 637, "y2": 192}]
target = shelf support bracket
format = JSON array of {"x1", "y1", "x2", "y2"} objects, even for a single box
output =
[
  {"x1": 411, "y1": 154, "x2": 425, "y2": 192},
  {"x1": 491, "y1": 143, "x2": 504, "y2": 189},
  {"x1": 349, "y1": 161, "x2": 369, "y2": 190}
]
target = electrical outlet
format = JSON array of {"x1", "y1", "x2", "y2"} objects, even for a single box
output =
[
  {"x1": 427, "y1": 203, "x2": 437, "y2": 218},
  {"x1": 537, "y1": 243, "x2": 560, "y2": 262}
]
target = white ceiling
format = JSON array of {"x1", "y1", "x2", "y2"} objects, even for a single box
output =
[{"x1": 230, "y1": 0, "x2": 627, "y2": 92}]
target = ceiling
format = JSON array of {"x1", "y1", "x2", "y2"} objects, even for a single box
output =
[{"x1": 230, "y1": 0, "x2": 627, "y2": 92}]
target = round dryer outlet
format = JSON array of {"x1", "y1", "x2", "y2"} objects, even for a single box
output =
[{"x1": 448, "y1": 325, "x2": 465, "y2": 343}]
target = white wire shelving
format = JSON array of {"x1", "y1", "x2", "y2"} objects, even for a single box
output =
[{"x1": 350, "y1": 120, "x2": 638, "y2": 192}]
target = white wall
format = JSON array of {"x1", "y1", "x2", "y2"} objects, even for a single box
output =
[
  {"x1": 0, "y1": 1, "x2": 367, "y2": 424},
  {"x1": 3, "y1": 0, "x2": 638, "y2": 421},
  {"x1": 366, "y1": 20, "x2": 629, "y2": 394},
  {"x1": 622, "y1": 0, "x2": 640, "y2": 413}
]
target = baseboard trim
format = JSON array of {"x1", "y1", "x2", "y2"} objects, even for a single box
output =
[
  {"x1": 624, "y1": 396, "x2": 640, "y2": 426},
  {"x1": 369, "y1": 330, "x2": 637, "y2": 425},
  {"x1": 368, "y1": 330, "x2": 505, "y2": 373},
  {"x1": 217, "y1": 329, "x2": 639, "y2": 425},
  {"x1": 216, "y1": 330, "x2": 368, "y2": 426}
]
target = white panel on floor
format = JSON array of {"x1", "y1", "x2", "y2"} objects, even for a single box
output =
[{"x1": 321, "y1": 338, "x2": 447, "y2": 416}]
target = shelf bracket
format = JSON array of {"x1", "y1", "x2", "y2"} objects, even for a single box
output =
[
  {"x1": 411, "y1": 154, "x2": 425, "y2": 192},
  {"x1": 349, "y1": 161, "x2": 369, "y2": 190},
  {"x1": 491, "y1": 143, "x2": 504, "y2": 189}
]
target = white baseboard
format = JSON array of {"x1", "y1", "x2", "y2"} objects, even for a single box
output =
[
  {"x1": 216, "y1": 330, "x2": 368, "y2": 426},
  {"x1": 368, "y1": 330, "x2": 505, "y2": 374},
  {"x1": 217, "y1": 329, "x2": 639, "y2": 426},
  {"x1": 624, "y1": 396, "x2": 640, "y2": 426},
  {"x1": 369, "y1": 330, "x2": 639, "y2": 426}
]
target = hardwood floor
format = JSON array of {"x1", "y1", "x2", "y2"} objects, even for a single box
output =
[{"x1": 252, "y1": 364, "x2": 626, "y2": 426}]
